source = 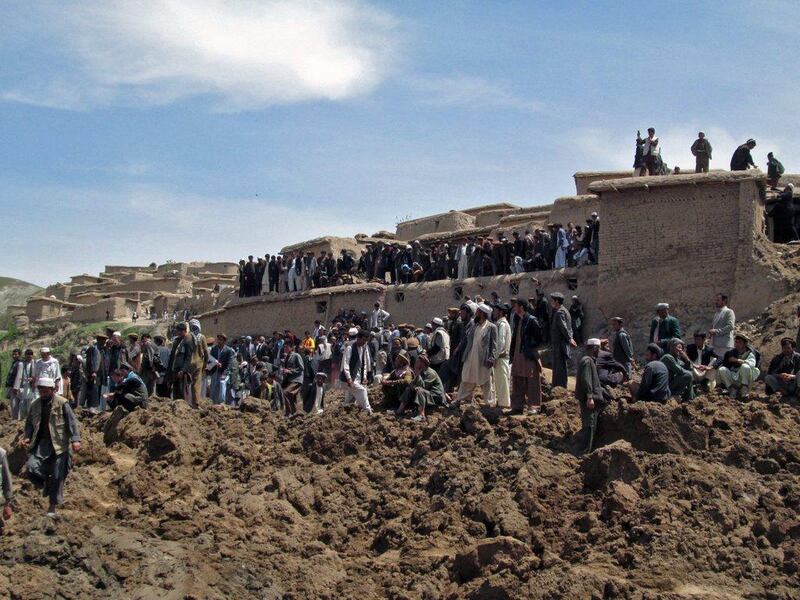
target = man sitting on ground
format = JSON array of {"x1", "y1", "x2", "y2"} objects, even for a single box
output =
[
  {"x1": 714, "y1": 333, "x2": 760, "y2": 400},
  {"x1": 381, "y1": 350, "x2": 413, "y2": 411},
  {"x1": 661, "y1": 339, "x2": 695, "y2": 402},
  {"x1": 764, "y1": 337, "x2": 800, "y2": 399},
  {"x1": 687, "y1": 331, "x2": 717, "y2": 391},
  {"x1": 629, "y1": 344, "x2": 671, "y2": 403},
  {"x1": 105, "y1": 363, "x2": 148, "y2": 411},
  {"x1": 396, "y1": 354, "x2": 446, "y2": 422}
]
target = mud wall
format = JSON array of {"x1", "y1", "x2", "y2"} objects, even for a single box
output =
[
  {"x1": 199, "y1": 286, "x2": 386, "y2": 338},
  {"x1": 396, "y1": 212, "x2": 475, "y2": 241},
  {"x1": 475, "y1": 209, "x2": 516, "y2": 228},
  {"x1": 280, "y1": 237, "x2": 362, "y2": 258},
  {"x1": 549, "y1": 195, "x2": 601, "y2": 227},
  {"x1": 592, "y1": 172, "x2": 789, "y2": 350},
  {"x1": 573, "y1": 171, "x2": 634, "y2": 195},
  {"x1": 71, "y1": 297, "x2": 138, "y2": 323},
  {"x1": 107, "y1": 278, "x2": 192, "y2": 294}
]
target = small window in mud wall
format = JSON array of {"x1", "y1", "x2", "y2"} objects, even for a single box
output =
[
  {"x1": 453, "y1": 286, "x2": 463, "y2": 301},
  {"x1": 316, "y1": 301, "x2": 328, "y2": 314},
  {"x1": 566, "y1": 277, "x2": 578, "y2": 291},
  {"x1": 509, "y1": 282, "x2": 519, "y2": 296},
  {"x1": 395, "y1": 291, "x2": 405, "y2": 303}
]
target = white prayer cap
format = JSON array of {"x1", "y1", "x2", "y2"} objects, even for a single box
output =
[
  {"x1": 465, "y1": 300, "x2": 478, "y2": 312},
  {"x1": 425, "y1": 323, "x2": 432, "y2": 329},
  {"x1": 655, "y1": 303, "x2": 669, "y2": 310},
  {"x1": 40, "y1": 347, "x2": 50, "y2": 353},
  {"x1": 36, "y1": 377, "x2": 56, "y2": 388},
  {"x1": 477, "y1": 303, "x2": 493, "y2": 316},
  {"x1": 112, "y1": 331, "x2": 122, "y2": 338},
  {"x1": 348, "y1": 327, "x2": 359, "y2": 337},
  {"x1": 432, "y1": 317, "x2": 444, "y2": 327},
  {"x1": 591, "y1": 212, "x2": 598, "y2": 217},
  {"x1": 788, "y1": 183, "x2": 795, "y2": 189},
  {"x1": 586, "y1": 338, "x2": 601, "y2": 347}
]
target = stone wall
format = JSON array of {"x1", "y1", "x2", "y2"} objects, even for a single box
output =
[
  {"x1": 573, "y1": 171, "x2": 634, "y2": 195},
  {"x1": 396, "y1": 211, "x2": 475, "y2": 241},
  {"x1": 549, "y1": 195, "x2": 600, "y2": 227},
  {"x1": 590, "y1": 171, "x2": 789, "y2": 350}
]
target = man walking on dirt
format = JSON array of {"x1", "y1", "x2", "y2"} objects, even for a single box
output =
[
  {"x1": 575, "y1": 338, "x2": 607, "y2": 453},
  {"x1": 19, "y1": 377, "x2": 81, "y2": 517}
]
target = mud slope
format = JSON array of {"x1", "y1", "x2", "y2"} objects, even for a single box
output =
[{"x1": 0, "y1": 385, "x2": 798, "y2": 600}]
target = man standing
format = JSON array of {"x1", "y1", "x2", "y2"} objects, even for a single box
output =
[
  {"x1": 492, "y1": 303, "x2": 512, "y2": 409},
  {"x1": 0, "y1": 445, "x2": 13, "y2": 534},
  {"x1": 510, "y1": 299, "x2": 543, "y2": 415},
  {"x1": 730, "y1": 139, "x2": 756, "y2": 171},
  {"x1": 550, "y1": 292, "x2": 576, "y2": 388},
  {"x1": 280, "y1": 341, "x2": 304, "y2": 415},
  {"x1": 609, "y1": 317, "x2": 634, "y2": 378},
  {"x1": 764, "y1": 337, "x2": 800, "y2": 398},
  {"x1": 575, "y1": 338, "x2": 607, "y2": 453},
  {"x1": 709, "y1": 293, "x2": 735, "y2": 357},
  {"x1": 341, "y1": 329, "x2": 374, "y2": 414},
  {"x1": 20, "y1": 377, "x2": 81, "y2": 517},
  {"x1": 427, "y1": 317, "x2": 450, "y2": 372},
  {"x1": 209, "y1": 334, "x2": 235, "y2": 405},
  {"x1": 5, "y1": 348, "x2": 20, "y2": 401},
  {"x1": 638, "y1": 128, "x2": 660, "y2": 175},
  {"x1": 81, "y1": 334, "x2": 105, "y2": 412},
  {"x1": 12, "y1": 350, "x2": 36, "y2": 421},
  {"x1": 649, "y1": 303, "x2": 681, "y2": 351},
  {"x1": 166, "y1": 322, "x2": 201, "y2": 406},
  {"x1": 457, "y1": 303, "x2": 498, "y2": 406},
  {"x1": 137, "y1": 333, "x2": 158, "y2": 396},
  {"x1": 34, "y1": 348, "x2": 62, "y2": 394},
  {"x1": 6, "y1": 349, "x2": 21, "y2": 419},
  {"x1": 690, "y1": 132, "x2": 713, "y2": 173},
  {"x1": 766, "y1": 152, "x2": 785, "y2": 190},
  {"x1": 154, "y1": 336, "x2": 171, "y2": 397},
  {"x1": 369, "y1": 302, "x2": 390, "y2": 330}
]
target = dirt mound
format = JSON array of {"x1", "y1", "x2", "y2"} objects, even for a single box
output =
[{"x1": 0, "y1": 383, "x2": 799, "y2": 599}]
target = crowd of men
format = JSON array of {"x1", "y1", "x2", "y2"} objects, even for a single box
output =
[
  {"x1": 4, "y1": 277, "x2": 800, "y2": 524},
  {"x1": 236, "y1": 214, "x2": 601, "y2": 297}
]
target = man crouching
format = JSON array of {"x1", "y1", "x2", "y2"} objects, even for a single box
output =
[{"x1": 19, "y1": 377, "x2": 81, "y2": 517}]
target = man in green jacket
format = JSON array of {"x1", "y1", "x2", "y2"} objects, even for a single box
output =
[
  {"x1": 691, "y1": 132, "x2": 713, "y2": 173},
  {"x1": 649, "y1": 303, "x2": 682, "y2": 352},
  {"x1": 575, "y1": 338, "x2": 607, "y2": 453},
  {"x1": 396, "y1": 354, "x2": 446, "y2": 422},
  {"x1": 661, "y1": 338, "x2": 694, "y2": 402}
]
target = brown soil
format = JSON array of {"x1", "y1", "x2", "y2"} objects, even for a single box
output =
[{"x1": 0, "y1": 378, "x2": 798, "y2": 600}]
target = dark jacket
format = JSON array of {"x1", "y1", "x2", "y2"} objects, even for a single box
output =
[
  {"x1": 767, "y1": 351, "x2": 800, "y2": 376},
  {"x1": 509, "y1": 313, "x2": 542, "y2": 362},
  {"x1": 636, "y1": 360, "x2": 671, "y2": 402},
  {"x1": 730, "y1": 144, "x2": 755, "y2": 171},
  {"x1": 686, "y1": 343, "x2": 715, "y2": 367}
]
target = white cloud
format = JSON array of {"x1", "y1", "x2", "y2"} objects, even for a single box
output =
[
  {"x1": 568, "y1": 125, "x2": 800, "y2": 175},
  {"x1": 2, "y1": 0, "x2": 397, "y2": 111},
  {"x1": 410, "y1": 75, "x2": 543, "y2": 112}
]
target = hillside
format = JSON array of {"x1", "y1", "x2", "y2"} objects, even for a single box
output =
[{"x1": 0, "y1": 276, "x2": 41, "y2": 319}]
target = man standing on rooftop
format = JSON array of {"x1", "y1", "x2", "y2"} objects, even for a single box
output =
[{"x1": 690, "y1": 132, "x2": 712, "y2": 173}]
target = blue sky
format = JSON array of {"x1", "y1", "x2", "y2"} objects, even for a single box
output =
[{"x1": 2, "y1": 0, "x2": 798, "y2": 286}]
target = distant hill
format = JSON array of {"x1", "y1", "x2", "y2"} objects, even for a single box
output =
[{"x1": 0, "y1": 276, "x2": 42, "y2": 317}]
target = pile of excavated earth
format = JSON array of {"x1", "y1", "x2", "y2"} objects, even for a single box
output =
[{"x1": 2, "y1": 290, "x2": 800, "y2": 599}]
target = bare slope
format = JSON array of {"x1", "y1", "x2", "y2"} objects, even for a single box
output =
[
  {"x1": 0, "y1": 277, "x2": 40, "y2": 319},
  {"x1": 0, "y1": 384, "x2": 797, "y2": 600}
]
